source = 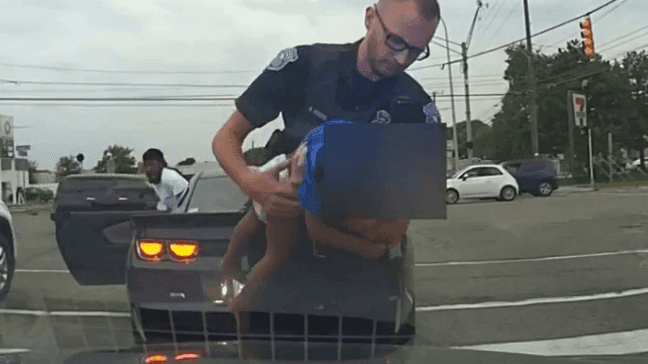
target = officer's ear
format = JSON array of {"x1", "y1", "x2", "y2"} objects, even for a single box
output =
[{"x1": 364, "y1": 6, "x2": 374, "y2": 30}]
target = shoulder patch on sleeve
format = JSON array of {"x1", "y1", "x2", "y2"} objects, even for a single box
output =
[
  {"x1": 423, "y1": 102, "x2": 442, "y2": 124},
  {"x1": 267, "y1": 47, "x2": 299, "y2": 71}
]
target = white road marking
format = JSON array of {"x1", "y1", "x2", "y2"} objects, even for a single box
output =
[
  {"x1": 15, "y1": 269, "x2": 70, "y2": 274},
  {"x1": 415, "y1": 248, "x2": 648, "y2": 267},
  {"x1": 415, "y1": 287, "x2": 648, "y2": 312},
  {"x1": 0, "y1": 348, "x2": 30, "y2": 354},
  {"x1": 0, "y1": 308, "x2": 129, "y2": 318},
  {"x1": 453, "y1": 328, "x2": 648, "y2": 356},
  {"x1": 598, "y1": 192, "x2": 648, "y2": 196}
]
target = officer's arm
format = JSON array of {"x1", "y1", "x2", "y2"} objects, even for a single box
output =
[
  {"x1": 212, "y1": 109, "x2": 256, "y2": 187},
  {"x1": 214, "y1": 46, "x2": 308, "y2": 187}
]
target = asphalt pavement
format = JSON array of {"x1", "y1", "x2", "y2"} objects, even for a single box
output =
[{"x1": 1, "y1": 186, "x2": 647, "y2": 359}]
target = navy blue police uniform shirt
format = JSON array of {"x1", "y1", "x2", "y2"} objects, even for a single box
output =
[{"x1": 235, "y1": 38, "x2": 442, "y2": 157}]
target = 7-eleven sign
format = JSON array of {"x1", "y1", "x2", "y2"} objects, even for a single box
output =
[{"x1": 572, "y1": 93, "x2": 587, "y2": 127}]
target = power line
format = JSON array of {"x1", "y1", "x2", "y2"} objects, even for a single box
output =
[
  {"x1": 0, "y1": 79, "x2": 248, "y2": 88},
  {"x1": 611, "y1": 41, "x2": 648, "y2": 59},
  {"x1": 0, "y1": 93, "x2": 510, "y2": 103},
  {"x1": 409, "y1": 0, "x2": 621, "y2": 71},
  {"x1": 0, "y1": 97, "x2": 237, "y2": 101},
  {"x1": 0, "y1": 61, "x2": 255, "y2": 75},
  {"x1": 433, "y1": 35, "x2": 463, "y2": 47},
  {"x1": 596, "y1": 0, "x2": 629, "y2": 21},
  {"x1": 598, "y1": 24, "x2": 648, "y2": 48},
  {"x1": 547, "y1": 1, "x2": 630, "y2": 50},
  {"x1": 599, "y1": 31, "x2": 648, "y2": 54},
  {"x1": 432, "y1": 97, "x2": 504, "y2": 102},
  {"x1": 597, "y1": 25, "x2": 648, "y2": 52},
  {"x1": 0, "y1": 103, "x2": 235, "y2": 107},
  {"x1": 431, "y1": 40, "x2": 462, "y2": 55},
  {"x1": 490, "y1": 2, "x2": 521, "y2": 47},
  {"x1": 478, "y1": 0, "x2": 506, "y2": 39},
  {"x1": 424, "y1": 80, "x2": 507, "y2": 89},
  {"x1": 546, "y1": 32, "x2": 580, "y2": 49},
  {"x1": 432, "y1": 93, "x2": 509, "y2": 97},
  {"x1": 418, "y1": 74, "x2": 503, "y2": 81}
]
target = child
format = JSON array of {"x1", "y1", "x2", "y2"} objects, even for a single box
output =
[{"x1": 219, "y1": 121, "x2": 410, "y2": 316}]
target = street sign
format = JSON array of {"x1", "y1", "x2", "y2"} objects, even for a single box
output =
[
  {"x1": 16, "y1": 145, "x2": 30, "y2": 157},
  {"x1": 572, "y1": 93, "x2": 587, "y2": 127}
]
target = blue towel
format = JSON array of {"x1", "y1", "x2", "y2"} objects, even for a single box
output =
[{"x1": 299, "y1": 120, "x2": 354, "y2": 218}]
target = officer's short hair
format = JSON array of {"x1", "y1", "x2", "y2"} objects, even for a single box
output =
[
  {"x1": 143, "y1": 148, "x2": 168, "y2": 167},
  {"x1": 379, "y1": 0, "x2": 441, "y2": 22}
]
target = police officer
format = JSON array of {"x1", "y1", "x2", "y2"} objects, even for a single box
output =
[{"x1": 213, "y1": 0, "x2": 441, "y2": 231}]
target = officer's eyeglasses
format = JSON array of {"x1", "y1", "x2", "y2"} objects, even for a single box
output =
[{"x1": 373, "y1": 4, "x2": 430, "y2": 61}]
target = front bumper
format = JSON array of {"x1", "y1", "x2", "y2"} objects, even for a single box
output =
[{"x1": 126, "y1": 238, "x2": 416, "y2": 345}]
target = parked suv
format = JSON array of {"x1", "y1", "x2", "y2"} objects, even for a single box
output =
[
  {"x1": 500, "y1": 159, "x2": 558, "y2": 197},
  {"x1": 52, "y1": 174, "x2": 159, "y2": 285}
]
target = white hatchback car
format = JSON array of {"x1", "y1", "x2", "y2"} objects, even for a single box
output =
[{"x1": 446, "y1": 164, "x2": 519, "y2": 204}]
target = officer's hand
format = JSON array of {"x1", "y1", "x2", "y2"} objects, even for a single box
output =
[{"x1": 241, "y1": 169, "x2": 300, "y2": 218}]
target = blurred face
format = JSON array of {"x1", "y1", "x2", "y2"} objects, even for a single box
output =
[
  {"x1": 363, "y1": 1, "x2": 438, "y2": 78},
  {"x1": 144, "y1": 159, "x2": 163, "y2": 184}
]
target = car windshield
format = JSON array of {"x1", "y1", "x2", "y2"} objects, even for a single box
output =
[
  {"x1": 186, "y1": 176, "x2": 249, "y2": 213},
  {"x1": 2, "y1": 1, "x2": 648, "y2": 363}
]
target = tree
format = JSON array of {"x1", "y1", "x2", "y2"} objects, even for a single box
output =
[
  {"x1": 94, "y1": 145, "x2": 137, "y2": 174},
  {"x1": 446, "y1": 120, "x2": 492, "y2": 159},
  {"x1": 56, "y1": 155, "x2": 80, "y2": 181},
  {"x1": 486, "y1": 40, "x2": 627, "y2": 168},
  {"x1": 177, "y1": 157, "x2": 196, "y2": 166},
  {"x1": 618, "y1": 51, "x2": 648, "y2": 170}
]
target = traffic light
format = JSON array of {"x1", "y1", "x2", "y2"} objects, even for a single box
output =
[{"x1": 580, "y1": 17, "x2": 594, "y2": 59}]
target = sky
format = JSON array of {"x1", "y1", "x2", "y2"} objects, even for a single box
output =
[{"x1": 0, "y1": 0, "x2": 646, "y2": 171}]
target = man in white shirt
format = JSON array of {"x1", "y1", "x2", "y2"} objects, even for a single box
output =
[{"x1": 142, "y1": 148, "x2": 189, "y2": 213}]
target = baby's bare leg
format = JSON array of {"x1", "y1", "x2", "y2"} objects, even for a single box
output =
[
  {"x1": 222, "y1": 210, "x2": 263, "y2": 276},
  {"x1": 228, "y1": 214, "x2": 301, "y2": 315}
]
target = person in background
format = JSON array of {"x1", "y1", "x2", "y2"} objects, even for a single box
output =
[{"x1": 142, "y1": 148, "x2": 189, "y2": 213}]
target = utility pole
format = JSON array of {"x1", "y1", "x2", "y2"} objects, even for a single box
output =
[
  {"x1": 440, "y1": 17, "x2": 460, "y2": 173},
  {"x1": 461, "y1": 42, "x2": 473, "y2": 161},
  {"x1": 462, "y1": 0, "x2": 485, "y2": 162},
  {"x1": 567, "y1": 91, "x2": 576, "y2": 177},
  {"x1": 523, "y1": 0, "x2": 539, "y2": 156}
]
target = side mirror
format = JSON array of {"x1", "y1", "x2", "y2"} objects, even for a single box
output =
[{"x1": 462, "y1": 176, "x2": 468, "y2": 181}]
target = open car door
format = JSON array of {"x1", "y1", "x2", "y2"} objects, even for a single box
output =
[{"x1": 54, "y1": 175, "x2": 160, "y2": 285}]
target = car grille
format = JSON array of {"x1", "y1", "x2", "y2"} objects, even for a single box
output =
[{"x1": 136, "y1": 307, "x2": 414, "y2": 361}]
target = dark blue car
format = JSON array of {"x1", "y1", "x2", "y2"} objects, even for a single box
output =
[{"x1": 500, "y1": 159, "x2": 559, "y2": 197}]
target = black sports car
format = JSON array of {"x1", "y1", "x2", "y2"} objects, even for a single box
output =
[{"x1": 55, "y1": 170, "x2": 417, "y2": 347}]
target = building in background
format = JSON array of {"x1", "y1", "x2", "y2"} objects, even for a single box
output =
[
  {"x1": 0, "y1": 114, "x2": 31, "y2": 204},
  {"x1": 32, "y1": 170, "x2": 56, "y2": 184}
]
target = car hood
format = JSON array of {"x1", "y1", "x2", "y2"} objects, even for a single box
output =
[{"x1": 6, "y1": 341, "x2": 646, "y2": 364}]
